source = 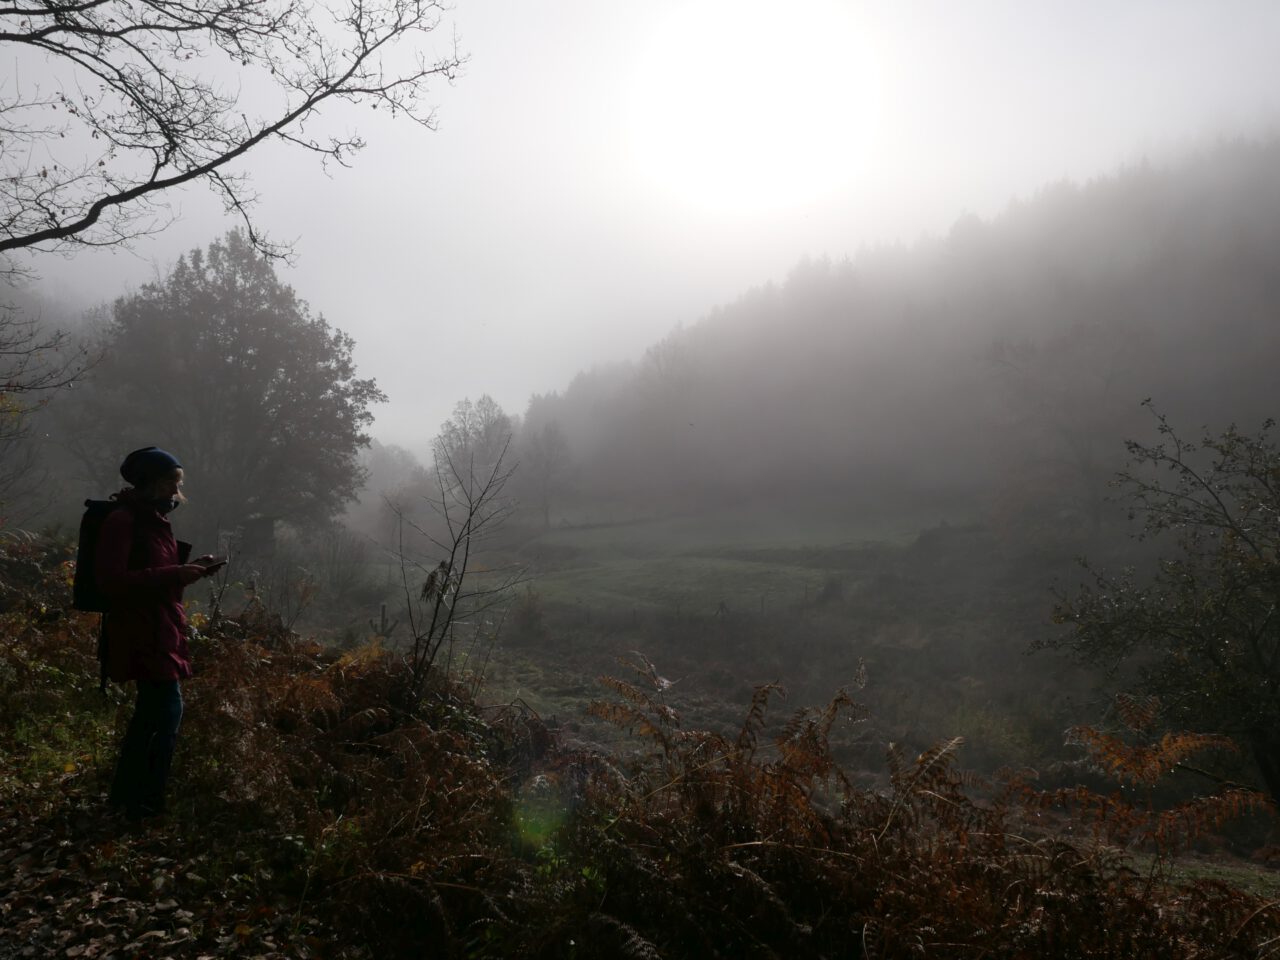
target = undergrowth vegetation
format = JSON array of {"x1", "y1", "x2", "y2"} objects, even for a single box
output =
[{"x1": 2, "y1": 533, "x2": 1278, "y2": 958}]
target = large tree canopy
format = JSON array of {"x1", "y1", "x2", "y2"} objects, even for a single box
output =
[
  {"x1": 0, "y1": 0, "x2": 461, "y2": 267},
  {"x1": 81, "y1": 229, "x2": 384, "y2": 544}
]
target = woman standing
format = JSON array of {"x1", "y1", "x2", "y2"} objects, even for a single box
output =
[{"x1": 96, "y1": 446, "x2": 220, "y2": 822}]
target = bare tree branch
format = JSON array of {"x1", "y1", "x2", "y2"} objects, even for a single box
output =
[
  {"x1": 388, "y1": 430, "x2": 524, "y2": 703},
  {"x1": 0, "y1": 0, "x2": 463, "y2": 265}
]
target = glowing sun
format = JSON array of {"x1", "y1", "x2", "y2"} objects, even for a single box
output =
[{"x1": 628, "y1": 0, "x2": 875, "y2": 218}]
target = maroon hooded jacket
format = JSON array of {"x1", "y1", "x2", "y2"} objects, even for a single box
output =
[{"x1": 96, "y1": 499, "x2": 193, "y2": 682}]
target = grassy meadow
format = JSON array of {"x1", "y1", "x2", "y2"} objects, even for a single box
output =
[{"x1": 403, "y1": 505, "x2": 1092, "y2": 779}]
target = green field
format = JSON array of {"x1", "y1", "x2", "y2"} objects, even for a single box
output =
[
  {"x1": 449, "y1": 508, "x2": 1091, "y2": 781},
  {"x1": 511, "y1": 506, "x2": 964, "y2": 614}
]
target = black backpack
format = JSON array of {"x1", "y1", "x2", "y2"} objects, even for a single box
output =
[
  {"x1": 73, "y1": 499, "x2": 125, "y2": 693},
  {"x1": 72, "y1": 499, "x2": 121, "y2": 614},
  {"x1": 72, "y1": 499, "x2": 190, "y2": 691}
]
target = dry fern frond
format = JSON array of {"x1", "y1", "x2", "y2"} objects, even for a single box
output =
[
  {"x1": 736, "y1": 683, "x2": 782, "y2": 754},
  {"x1": 1029, "y1": 785, "x2": 1148, "y2": 845},
  {"x1": 596, "y1": 675, "x2": 679, "y2": 727},
  {"x1": 333, "y1": 638, "x2": 388, "y2": 676},
  {"x1": 277, "y1": 675, "x2": 342, "y2": 726},
  {"x1": 885, "y1": 741, "x2": 906, "y2": 785},
  {"x1": 1113, "y1": 693, "x2": 1161, "y2": 733},
  {"x1": 774, "y1": 689, "x2": 862, "y2": 783},
  {"x1": 911, "y1": 736, "x2": 965, "y2": 788},
  {"x1": 1066, "y1": 726, "x2": 1236, "y2": 786},
  {"x1": 1147, "y1": 788, "x2": 1274, "y2": 855},
  {"x1": 622, "y1": 650, "x2": 677, "y2": 692},
  {"x1": 587, "y1": 700, "x2": 672, "y2": 748},
  {"x1": 724, "y1": 857, "x2": 797, "y2": 931},
  {"x1": 586, "y1": 913, "x2": 664, "y2": 960}
]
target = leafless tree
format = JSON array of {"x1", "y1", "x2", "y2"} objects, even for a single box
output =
[
  {"x1": 0, "y1": 0, "x2": 464, "y2": 269},
  {"x1": 431, "y1": 395, "x2": 513, "y2": 493},
  {"x1": 0, "y1": 298, "x2": 92, "y2": 514},
  {"x1": 392, "y1": 435, "x2": 522, "y2": 701}
]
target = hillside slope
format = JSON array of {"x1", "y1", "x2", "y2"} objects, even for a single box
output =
[{"x1": 521, "y1": 138, "x2": 1280, "y2": 527}]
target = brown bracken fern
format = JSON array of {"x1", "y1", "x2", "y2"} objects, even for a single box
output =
[{"x1": 4, "y1": 531, "x2": 1279, "y2": 959}]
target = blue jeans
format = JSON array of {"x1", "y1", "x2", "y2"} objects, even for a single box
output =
[{"x1": 110, "y1": 680, "x2": 183, "y2": 819}]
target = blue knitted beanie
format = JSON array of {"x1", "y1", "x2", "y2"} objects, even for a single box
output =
[{"x1": 119, "y1": 447, "x2": 183, "y2": 486}]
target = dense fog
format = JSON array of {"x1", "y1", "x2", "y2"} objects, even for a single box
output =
[
  {"x1": 7, "y1": 4, "x2": 1280, "y2": 953},
  {"x1": 332, "y1": 139, "x2": 1280, "y2": 542},
  {"x1": 4, "y1": 136, "x2": 1276, "y2": 561},
  {"x1": 4, "y1": 0, "x2": 1280, "y2": 801}
]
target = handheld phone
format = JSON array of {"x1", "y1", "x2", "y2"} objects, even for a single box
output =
[{"x1": 193, "y1": 555, "x2": 228, "y2": 575}]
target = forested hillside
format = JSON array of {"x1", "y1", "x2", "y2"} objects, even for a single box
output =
[{"x1": 518, "y1": 138, "x2": 1280, "y2": 531}]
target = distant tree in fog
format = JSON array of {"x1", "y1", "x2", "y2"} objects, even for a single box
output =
[
  {"x1": 432, "y1": 396, "x2": 513, "y2": 488},
  {"x1": 347, "y1": 440, "x2": 431, "y2": 546},
  {"x1": 0, "y1": 0, "x2": 462, "y2": 270},
  {"x1": 74, "y1": 229, "x2": 384, "y2": 546},
  {"x1": 0, "y1": 295, "x2": 90, "y2": 519},
  {"x1": 989, "y1": 318, "x2": 1146, "y2": 537},
  {"x1": 363, "y1": 441, "x2": 431, "y2": 503},
  {"x1": 521, "y1": 420, "x2": 571, "y2": 528}
]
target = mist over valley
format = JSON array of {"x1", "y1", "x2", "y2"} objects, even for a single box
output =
[{"x1": 4, "y1": 4, "x2": 1280, "y2": 955}]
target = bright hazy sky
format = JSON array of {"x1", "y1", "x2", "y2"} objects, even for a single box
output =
[{"x1": 32, "y1": 0, "x2": 1280, "y2": 451}]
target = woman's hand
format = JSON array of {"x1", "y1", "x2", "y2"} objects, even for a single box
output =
[{"x1": 177, "y1": 564, "x2": 208, "y2": 585}]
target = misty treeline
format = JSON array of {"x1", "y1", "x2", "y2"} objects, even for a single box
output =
[
  {"x1": 500, "y1": 137, "x2": 1280, "y2": 537},
  {"x1": 252, "y1": 135, "x2": 1280, "y2": 565},
  {"x1": 0, "y1": 135, "x2": 1277, "y2": 613},
  {"x1": 7, "y1": 138, "x2": 1279, "y2": 547},
  {"x1": 336, "y1": 138, "x2": 1280, "y2": 546}
]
